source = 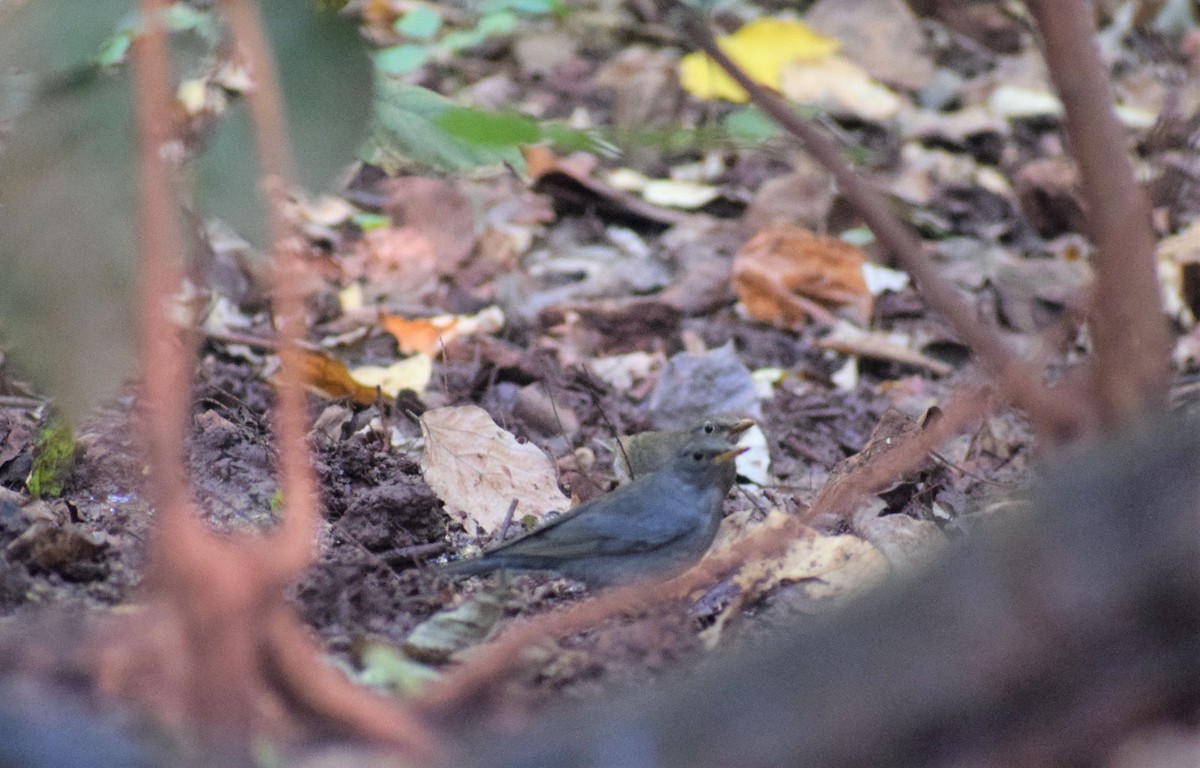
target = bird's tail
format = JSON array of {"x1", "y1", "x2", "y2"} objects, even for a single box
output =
[{"x1": 439, "y1": 556, "x2": 500, "y2": 578}]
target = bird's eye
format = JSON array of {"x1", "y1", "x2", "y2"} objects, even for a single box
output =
[
  {"x1": 703, "y1": 423, "x2": 714, "y2": 434},
  {"x1": 692, "y1": 451, "x2": 703, "y2": 462}
]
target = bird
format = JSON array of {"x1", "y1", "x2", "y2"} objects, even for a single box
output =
[
  {"x1": 612, "y1": 414, "x2": 756, "y2": 483},
  {"x1": 442, "y1": 437, "x2": 748, "y2": 587}
]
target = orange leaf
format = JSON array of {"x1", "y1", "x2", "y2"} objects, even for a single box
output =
[
  {"x1": 732, "y1": 225, "x2": 872, "y2": 328},
  {"x1": 378, "y1": 306, "x2": 505, "y2": 356},
  {"x1": 380, "y1": 315, "x2": 444, "y2": 356},
  {"x1": 295, "y1": 349, "x2": 379, "y2": 405}
]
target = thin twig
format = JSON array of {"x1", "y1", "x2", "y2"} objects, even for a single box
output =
[
  {"x1": 674, "y1": 6, "x2": 1086, "y2": 441},
  {"x1": 1026, "y1": 0, "x2": 1170, "y2": 423}
]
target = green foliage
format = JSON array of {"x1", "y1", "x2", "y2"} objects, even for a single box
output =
[
  {"x1": 437, "y1": 108, "x2": 541, "y2": 147},
  {"x1": 26, "y1": 412, "x2": 76, "y2": 498},
  {"x1": 723, "y1": 106, "x2": 780, "y2": 142},
  {"x1": 374, "y1": 43, "x2": 430, "y2": 75},
  {"x1": 394, "y1": 6, "x2": 442, "y2": 40},
  {"x1": 364, "y1": 80, "x2": 526, "y2": 173},
  {"x1": 0, "y1": 0, "x2": 371, "y2": 420}
]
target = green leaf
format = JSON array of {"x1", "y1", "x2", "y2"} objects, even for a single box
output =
[
  {"x1": 482, "y1": 0, "x2": 557, "y2": 14},
  {"x1": 437, "y1": 107, "x2": 541, "y2": 147},
  {"x1": 352, "y1": 212, "x2": 390, "y2": 230},
  {"x1": 26, "y1": 412, "x2": 75, "y2": 498},
  {"x1": 357, "y1": 643, "x2": 442, "y2": 697},
  {"x1": 541, "y1": 123, "x2": 620, "y2": 157},
  {"x1": 722, "y1": 106, "x2": 779, "y2": 142},
  {"x1": 394, "y1": 6, "x2": 442, "y2": 40},
  {"x1": 475, "y1": 10, "x2": 517, "y2": 36},
  {"x1": 441, "y1": 28, "x2": 485, "y2": 51},
  {"x1": 95, "y1": 32, "x2": 133, "y2": 67},
  {"x1": 364, "y1": 80, "x2": 525, "y2": 173},
  {"x1": 374, "y1": 43, "x2": 430, "y2": 75}
]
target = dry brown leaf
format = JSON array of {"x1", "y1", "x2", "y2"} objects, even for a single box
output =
[
  {"x1": 340, "y1": 226, "x2": 438, "y2": 301},
  {"x1": 419, "y1": 405, "x2": 570, "y2": 535},
  {"x1": 733, "y1": 225, "x2": 873, "y2": 328},
  {"x1": 379, "y1": 177, "x2": 477, "y2": 277}
]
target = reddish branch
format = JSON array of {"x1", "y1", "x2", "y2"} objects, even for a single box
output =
[
  {"x1": 220, "y1": 0, "x2": 317, "y2": 577},
  {"x1": 676, "y1": 11, "x2": 1087, "y2": 440},
  {"x1": 1026, "y1": 0, "x2": 1170, "y2": 423},
  {"x1": 124, "y1": 0, "x2": 437, "y2": 756}
]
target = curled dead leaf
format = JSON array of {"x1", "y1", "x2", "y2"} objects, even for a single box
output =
[{"x1": 733, "y1": 225, "x2": 873, "y2": 328}]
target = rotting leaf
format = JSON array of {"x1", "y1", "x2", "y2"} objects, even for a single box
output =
[
  {"x1": 732, "y1": 225, "x2": 873, "y2": 328},
  {"x1": 356, "y1": 642, "x2": 443, "y2": 698},
  {"x1": 25, "y1": 411, "x2": 74, "y2": 498},
  {"x1": 402, "y1": 588, "x2": 504, "y2": 664},
  {"x1": 7, "y1": 500, "x2": 106, "y2": 571},
  {"x1": 419, "y1": 405, "x2": 569, "y2": 535}
]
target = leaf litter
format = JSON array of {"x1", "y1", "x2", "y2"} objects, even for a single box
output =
[{"x1": 2, "y1": 0, "x2": 1199, "y2": 752}]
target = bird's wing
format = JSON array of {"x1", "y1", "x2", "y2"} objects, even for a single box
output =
[{"x1": 486, "y1": 475, "x2": 703, "y2": 560}]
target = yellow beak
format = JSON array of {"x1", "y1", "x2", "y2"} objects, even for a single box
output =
[{"x1": 715, "y1": 445, "x2": 750, "y2": 464}]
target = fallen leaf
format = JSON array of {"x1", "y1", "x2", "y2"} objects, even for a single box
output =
[
  {"x1": 587, "y1": 351, "x2": 665, "y2": 395},
  {"x1": 379, "y1": 176, "x2": 477, "y2": 277},
  {"x1": 732, "y1": 522, "x2": 888, "y2": 600},
  {"x1": 1157, "y1": 220, "x2": 1200, "y2": 324},
  {"x1": 644, "y1": 342, "x2": 762, "y2": 429},
  {"x1": 526, "y1": 147, "x2": 689, "y2": 228},
  {"x1": 851, "y1": 499, "x2": 948, "y2": 574},
  {"x1": 419, "y1": 405, "x2": 569, "y2": 535},
  {"x1": 733, "y1": 225, "x2": 873, "y2": 328},
  {"x1": 294, "y1": 349, "x2": 427, "y2": 404},
  {"x1": 804, "y1": 0, "x2": 934, "y2": 90},
  {"x1": 402, "y1": 590, "x2": 504, "y2": 664},
  {"x1": 296, "y1": 350, "x2": 375, "y2": 404},
  {"x1": 356, "y1": 642, "x2": 442, "y2": 698},
  {"x1": 678, "y1": 18, "x2": 840, "y2": 103},
  {"x1": 340, "y1": 225, "x2": 438, "y2": 303},
  {"x1": 379, "y1": 306, "x2": 505, "y2": 356},
  {"x1": 779, "y1": 55, "x2": 901, "y2": 121},
  {"x1": 734, "y1": 424, "x2": 771, "y2": 485},
  {"x1": 350, "y1": 355, "x2": 433, "y2": 397}
]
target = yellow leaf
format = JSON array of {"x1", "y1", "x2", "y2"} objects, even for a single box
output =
[
  {"x1": 350, "y1": 354, "x2": 433, "y2": 398},
  {"x1": 679, "y1": 18, "x2": 840, "y2": 103}
]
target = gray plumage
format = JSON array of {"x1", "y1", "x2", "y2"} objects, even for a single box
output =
[{"x1": 442, "y1": 437, "x2": 746, "y2": 587}]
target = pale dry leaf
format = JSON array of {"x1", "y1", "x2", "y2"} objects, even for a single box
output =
[
  {"x1": 350, "y1": 354, "x2": 433, "y2": 397},
  {"x1": 419, "y1": 405, "x2": 569, "y2": 535},
  {"x1": 726, "y1": 511, "x2": 888, "y2": 603}
]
